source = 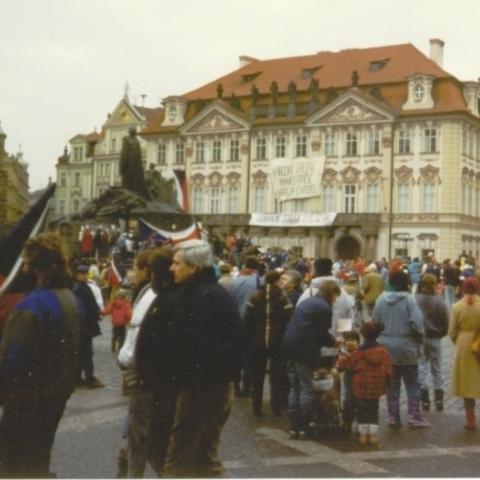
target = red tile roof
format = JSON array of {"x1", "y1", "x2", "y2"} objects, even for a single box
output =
[
  {"x1": 141, "y1": 42, "x2": 471, "y2": 136},
  {"x1": 182, "y1": 43, "x2": 450, "y2": 100},
  {"x1": 133, "y1": 105, "x2": 163, "y2": 123},
  {"x1": 69, "y1": 131, "x2": 103, "y2": 143}
]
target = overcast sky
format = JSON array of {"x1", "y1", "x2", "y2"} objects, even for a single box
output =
[{"x1": 2, "y1": 0, "x2": 480, "y2": 191}]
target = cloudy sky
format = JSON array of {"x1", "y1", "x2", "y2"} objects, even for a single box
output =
[{"x1": 2, "y1": 0, "x2": 480, "y2": 191}]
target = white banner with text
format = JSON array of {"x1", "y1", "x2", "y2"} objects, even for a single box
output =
[
  {"x1": 270, "y1": 156, "x2": 325, "y2": 202},
  {"x1": 250, "y1": 212, "x2": 337, "y2": 227}
]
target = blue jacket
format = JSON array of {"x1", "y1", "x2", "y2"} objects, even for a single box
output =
[
  {"x1": 283, "y1": 295, "x2": 335, "y2": 368},
  {"x1": 372, "y1": 291, "x2": 424, "y2": 365},
  {"x1": 0, "y1": 287, "x2": 83, "y2": 400},
  {"x1": 408, "y1": 260, "x2": 423, "y2": 285}
]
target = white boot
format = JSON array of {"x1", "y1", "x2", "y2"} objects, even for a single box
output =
[
  {"x1": 368, "y1": 424, "x2": 379, "y2": 445},
  {"x1": 358, "y1": 424, "x2": 369, "y2": 444}
]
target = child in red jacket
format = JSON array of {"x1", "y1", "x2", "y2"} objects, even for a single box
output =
[
  {"x1": 101, "y1": 289, "x2": 132, "y2": 353},
  {"x1": 337, "y1": 321, "x2": 391, "y2": 446}
]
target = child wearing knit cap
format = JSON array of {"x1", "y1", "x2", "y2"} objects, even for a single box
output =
[{"x1": 337, "y1": 322, "x2": 391, "y2": 445}]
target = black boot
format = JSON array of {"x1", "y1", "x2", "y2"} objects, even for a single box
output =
[
  {"x1": 421, "y1": 389, "x2": 430, "y2": 411},
  {"x1": 434, "y1": 389, "x2": 444, "y2": 411}
]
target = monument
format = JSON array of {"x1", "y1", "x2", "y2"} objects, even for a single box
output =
[{"x1": 72, "y1": 128, "x2": 196, "y2": 236}]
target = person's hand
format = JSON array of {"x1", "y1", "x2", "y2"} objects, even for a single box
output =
[{"x1": 335, "y1": 337, "x2": 345, "y2": 348}]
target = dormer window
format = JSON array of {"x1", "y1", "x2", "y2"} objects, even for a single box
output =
[
  {"x1": 302, "y1": 66, "x2": 321, "y2": 79},
  {"x1": 414, "y1": 84, "x2": 425, "y2": 101},
  {"x1": 161, "y1": 96, "x2": 188, "y2": 127},
  {"x1": 403, "y1": 74, "x2": 435, "y2": 111},
  {"x1": 370, "y1": 59, "x2": 389, "y2": 72},
  {"x1": 241, "y1": 72, "x2": 262, "y2": 83}
]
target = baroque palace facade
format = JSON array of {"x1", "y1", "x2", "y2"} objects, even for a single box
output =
[{"x1": 139, "y1": 39, "x2": 480, "y2": 261}]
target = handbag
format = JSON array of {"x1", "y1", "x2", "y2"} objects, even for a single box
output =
[{"x1": 471, "y1": 327, "x2": 480, "y2": 358}]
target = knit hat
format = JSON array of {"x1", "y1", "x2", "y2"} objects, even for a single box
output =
[
  {"x1": 360, "y1": 321, "x2": 382, "y2": 341},
  {"x1": 462, "y1": 277, "x2": 479, "y2": 295},
  {"x1": 75, "y1": 265, "x2": 89, "y2": 274},
  {"x1": 116, "y1": 289, "x2": 128, "y2": 298}
]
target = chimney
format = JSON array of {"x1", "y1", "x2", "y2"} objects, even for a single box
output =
[
  {"x1": 239, "y1": 55, "x2": 259, "y2": 68},
  {"x1": 429, "y1": 38, "x2": 444, "y2": 68}
]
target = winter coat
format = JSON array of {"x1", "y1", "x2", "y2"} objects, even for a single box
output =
[
  {"x1": 442, "y1": 265, "x2": 461, "y2": 287},
  {"x1": 363, "y1": 272, "x2": 384, "y2": 306},
  {"x1": 296, "y1": 275, "x2": 354, "y2": 326},
  {"x1": 416, "y1": 293, "x2": 449, "y2": 338},
  {"x1": 372, "y1": 291, "x2": 424, "y2": 365},
  {"x1": 81, "y1": 229, "x2": 93, "y2": 254},
  {"x1": 102, "y1": 298, "x2": 133, "y2": 327},
  {"x1": 408, "y1": 260, "x2": 423, "y2": 285},
  {"x1": 118, "y1": 285, "x2": 156, "y2": 370},
  {"x1": 286, "y1": 289, "x2": 303, "y2": 308},
  {"x1": 449, "y1": 295, "x2": 480, "y2": 398},
  {"x1": 283, "y1": 294, "x2": 335, "y2": 369},
  {"x1": 162, "y1": 267, "x2": 242, "y2": 392},
  {"x1": 135, "y1": 283, "x2": 182, "y2": 393},
  {"x1": 72, "y1": 280, "x2": 101, "y2": 338},
  {"x1": 243, "y1": 284, "x2": 293, "y2": 350},
  {"x1": 338, "y1": 341, "x2": 391, "y2": 400},
  {"x1": 0, "y1": 287, "x2": 83, "y2": 400}
]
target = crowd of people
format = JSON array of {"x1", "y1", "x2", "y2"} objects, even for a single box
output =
[{"x1": 0, "y1": 229, "x2": 479, "y2": 477}]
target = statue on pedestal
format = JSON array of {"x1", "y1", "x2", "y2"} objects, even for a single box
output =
[{"x1": 119, "y1": 127, "x2": 151, "y2": 200}]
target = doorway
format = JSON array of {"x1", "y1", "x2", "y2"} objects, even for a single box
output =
[{"x1": 336, "y1": 235, "x2": 361, "y2": 260}]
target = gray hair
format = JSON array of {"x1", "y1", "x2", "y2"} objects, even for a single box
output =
[
  {"x1": 283, "y1": 269, "x2": 302, "y2": 289},
  {"x1": 173, "y1": 239, "x2": 214, "y2": 268}
]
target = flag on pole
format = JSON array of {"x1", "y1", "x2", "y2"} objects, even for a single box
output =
[
  {"x1": 0, "y1": 182, "x2": 56, "y2": 298},
  {"x1": 138, "y1": 218, "x2": 200, "y2": 245},
  {"x1": 160, "y1": 168, "x2": 189, "y2": 212},
  {"x1": 173, "y1": 169, "x2": 189, "y2": 212},
  {"x1": 0, "y1": 183, "x2": 56, "y2": 333},
  {"x1": 108, "y1": 255, "x2": 123, "y2": 288}
]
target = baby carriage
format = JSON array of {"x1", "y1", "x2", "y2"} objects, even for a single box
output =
[{"x1": 310, "y1": 348, "x2": 342, "y2": 433}]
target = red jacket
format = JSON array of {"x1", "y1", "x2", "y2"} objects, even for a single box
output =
[
  {"x1": 102, "y1": 298, "x2": 132, "y2": 327},
  {"x1": 338, "y1": 342, "x2": 391, "y2": 400}
]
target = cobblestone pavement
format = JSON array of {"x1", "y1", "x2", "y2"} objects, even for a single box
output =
[{"x1": 50, "y1": 318, "x2": 480, "y2": 478}]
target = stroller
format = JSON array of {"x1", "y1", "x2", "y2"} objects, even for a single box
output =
[{"x1": 310, "y1": 348, "x2": 342, "y2": 433}]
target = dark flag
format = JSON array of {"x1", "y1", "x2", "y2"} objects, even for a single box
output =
[{"x1": 0, "y1": 182, "x2": 56, "y2": 299}]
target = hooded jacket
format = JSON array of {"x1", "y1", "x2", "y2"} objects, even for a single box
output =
[
  {"x1": 415, "y1": 293, "x2": 449, "y2": 338},
  {"x1": 338, "y1": 340, "x2": 391, "y2": 399},
  {"x1": 102, "y1": 298, "x2": 133, "y2": 327},
  {"x1": 372, "y1": 291, "x2": 424, "y2": 364},
  {"x1": 296, "y1": 275, "x2": 354, "y2": 326}
]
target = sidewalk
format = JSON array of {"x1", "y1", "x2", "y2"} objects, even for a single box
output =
[{"x1": 49, "y1": 317, "x2": 475, "y2": 478}]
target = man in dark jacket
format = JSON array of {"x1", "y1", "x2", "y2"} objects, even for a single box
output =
[
  {"x1": 243, "y1": 270, "x2": 293, "y2": 416},
  {"x1": 162, "y1": 240, "x2": 242, "y2": 478},
  {"x1": 0, "y1": 233, "x2": 83, "y2": 478},
  {"x1": 72, "y1": 264, "x2": 105, "y2": 389},
  {"x1": 416, "y1": 274, "x2": 449, "y2": 412},
  {"x1": 283, "y1": 280, "x2": 340, "y2": 439}
]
